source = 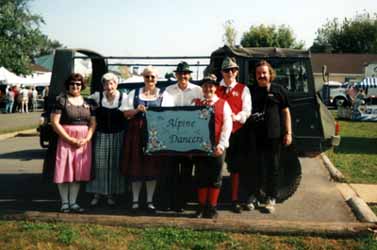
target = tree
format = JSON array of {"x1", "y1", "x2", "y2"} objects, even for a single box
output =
[
  {"x1": 240, "y1": 24, "x2": 304, "y2": 49},
  {"x1": 310, "y1": 12, "x2": 377, "y2": 53},
  {"x1": 0, "y1": 0, "x2": 63, "y2": 75},
  {"x1": 223, "y1": 20, "x2": 237, "y2": 46}
]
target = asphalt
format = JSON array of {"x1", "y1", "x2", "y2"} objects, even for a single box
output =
[{"x1": 0, "y1": 113, "x2": 376, "y2": 235}]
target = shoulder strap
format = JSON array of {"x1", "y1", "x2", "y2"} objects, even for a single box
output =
[
  {"x1": 99, "y1": 91, "x2": 103, "y2": 107},
  {"x1": 118, "y1": 92, "x2": 123, "y2": 108}
]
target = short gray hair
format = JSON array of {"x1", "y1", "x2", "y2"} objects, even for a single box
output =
[
  {"x1": 101, "y1": 72, "x2": 119, "y2": 84},
  {"x1": 142, "y1": 65, "x2": 159, "y2": 77}
]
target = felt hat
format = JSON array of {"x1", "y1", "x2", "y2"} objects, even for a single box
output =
[
  {"x1": 174, "y1": 61, "x2": 192, "y2": 73},
  {"x1": 221, "y1": 57, "x2": 239, "y2": 70}
]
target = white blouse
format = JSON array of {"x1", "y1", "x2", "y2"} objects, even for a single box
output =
[
  {"x1": 89, "y1": 90, "x2": 128, "y2": 109},
  {"x1": 119, "y1": 88, "x2": 161, "y2": 111}
]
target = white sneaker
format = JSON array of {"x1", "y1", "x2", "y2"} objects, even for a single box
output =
[
  {"x1": 245, "y1": 195, "x2": 260, "y2": 211},
  {"x1": 265, "y1": 198, "x2": 276, "y2": 214}
]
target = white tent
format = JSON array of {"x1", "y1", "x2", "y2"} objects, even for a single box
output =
[
  {"x1": 0, "y1": 67, "x2": 26, "y2": 84},
  {"x1": 0, "y1": 67, "x2": 50, "y2": 86},
  {"x1": 23, "y1": 72, "x2": 51, "y2": 86}
]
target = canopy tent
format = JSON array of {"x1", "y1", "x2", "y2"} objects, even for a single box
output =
[
  {"x1": 355, "y1": 77, "x2": 377, "y2": 88},
  {"x1": 0, "y1": 67, "x2": 28, "y2": 85},
  {"x1": 0, "y1": 67, "x2": 51, "y2": 86},
  {"x1": 23, "y1": 72, "x2": 51, "y2": 86}
]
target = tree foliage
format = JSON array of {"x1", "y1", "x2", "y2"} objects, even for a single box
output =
[
  {"x1": 0, "y1": 0, "x2": 63, "y2": 75},
  {"x1": 240, "y1": 24, "x2": 304, "y2": 49},
  {"x1": 310, "y1": 12, "x2": 377, "y2": 53},
  {"x1": 223, "y1": 20, "x2": 237, "y2": 46}
]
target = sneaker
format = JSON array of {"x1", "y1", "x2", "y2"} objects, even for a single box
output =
[
  {"x1": 265, "y1": 198, "x2": 276, "y2": 214},
  {"x1": 244, "y1": 196, "x2": 260, "y2": 211},
  {"x1": 231, "y1": 201, "x2": 242, "y2": 213}
]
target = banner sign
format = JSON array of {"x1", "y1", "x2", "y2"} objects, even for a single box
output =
[{"x1": 145, "y1": 106, "x2": 214, "y2": 155}]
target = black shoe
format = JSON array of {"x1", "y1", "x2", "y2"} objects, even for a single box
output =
[
  {"x1": 146, "y1": 203, "x2": 156, "y2": 214},
  {"x1": 195, "y1": 206, "x2": 206, "y2": 218},
  {"x1": 206, "y1": 206, "x2": 218, "y2": 219},
  {"x1": 130, "y1": 202, "x2": 139, "y2": 214},
  {"x1": 174, "y1": 207, "x2": 185, "y2": 213},
  {"x1": 231, "y1": 201, "x2": 242, "y2": 213}
]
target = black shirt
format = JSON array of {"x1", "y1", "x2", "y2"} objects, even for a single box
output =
[{"x1": 250, "y1": 83, "x2": 290, "y2": 139}]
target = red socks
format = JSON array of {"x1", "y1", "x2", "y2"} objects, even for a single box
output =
[
  {"x1": 197, "y1": 188, "x2": 208, "y2": 206},
  {"x1": 208, "y1": 188, "x2": 220, "y2": 207},
  {"x1": 198, "y1": 187, "x2": 221, "y2": 207},
  {"x1": 231, "y1": 173, "x2": 239, "y2": 202}
]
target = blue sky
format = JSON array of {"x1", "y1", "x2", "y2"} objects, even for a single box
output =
[{"x1": 30, "y1": 0, "x2": 376, "y2": 57}]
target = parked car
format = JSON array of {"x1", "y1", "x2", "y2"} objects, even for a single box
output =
[{"x1": 320, "y1": 81, "x2": 349, "y2": 107}]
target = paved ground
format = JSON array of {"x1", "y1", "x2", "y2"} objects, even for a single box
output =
[
  {"x1": 0, "y1": 135, "x2": 358, "y2": 223},
  {"x1": 0, "y1": 114, "x2": 375, "y2": 234},
  {"x1": 0, "y1": 111, "x2": 42, "y2": 133}
]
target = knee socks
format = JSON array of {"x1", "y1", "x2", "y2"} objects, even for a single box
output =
[
  {"x1": 57, "y1": 183, "x2": 69, "y2": 204},
  {"x1": 69, "y1": 182, "x2": 80, "y2": 205},
  {"x1": 197, "y1": 188, "x2": 208, "y2": 206},
  {"x1": 146, "y1": 180, "x2": 156, "y2": 203},
  {"x1": 208, "y1": 187, "x2": 220, "y2": 207},
  {"x1": 132, "y1": 181, "x2": 142, "y2": 203}
]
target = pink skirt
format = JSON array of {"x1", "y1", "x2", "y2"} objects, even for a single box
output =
[{"x1": 54, "y1": 125, "x2": 92, "y2": 184}]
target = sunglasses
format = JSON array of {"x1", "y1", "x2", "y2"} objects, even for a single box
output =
[
  {"x1": 69, "y1": 81, "x2": 82, "y2": 86},
  {"x1": 144, "y1": 75, "x2": 156, "y2": 79},
  {"x1": 222, "y1": 68, "x2": 238, "y2": 73}
]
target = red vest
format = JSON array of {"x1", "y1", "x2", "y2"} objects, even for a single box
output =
[
  {"x1": 195, "y1": 98, "x2": 225, "y2": 145},
  {"x1": 216, "y1": 83, "x2": 245, "y2": 133}
]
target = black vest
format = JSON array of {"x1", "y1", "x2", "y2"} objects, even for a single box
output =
[{"x1": 96, "y1": 92, "x2": 127, "y2": 133}]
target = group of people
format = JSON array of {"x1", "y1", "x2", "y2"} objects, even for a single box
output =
[
  {"x1": 49, "y1": 57, "x2": 292, "y2": 218},
  {"x1": 2, "y1": 85, "x2": 45, "y2": 113}
]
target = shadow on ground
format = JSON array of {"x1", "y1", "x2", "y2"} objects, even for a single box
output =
[{"x1": 334, "y1": 137, "x2": 377, "y2": 154}]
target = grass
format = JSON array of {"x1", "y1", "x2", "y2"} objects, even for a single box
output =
[
  {"x1": 325, "y1": 119, "x2": 377, "y2": 184},
  {"x1": 0, "y1": 221, "x2": 375, "y2": 250}
]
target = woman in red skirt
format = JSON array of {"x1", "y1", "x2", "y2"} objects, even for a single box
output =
[{"x1": 120, "y1": 66, "x2": 162, "y2": 213}]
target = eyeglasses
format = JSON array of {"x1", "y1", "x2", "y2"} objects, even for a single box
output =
[
  {"x1": 144, "y1": 75, "x2": 156, "y2": 79},
  {"x1": 222, "y1": 68, "x2": 238, "y2": 73},
  {"x1": 69, "y1": 81, "x2": 82, "y2": 86}
]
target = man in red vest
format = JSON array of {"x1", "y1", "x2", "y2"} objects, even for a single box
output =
[
  {"x1": 194, "y1": 74, "x2": 232, "y2": 218},
  {"x1": 216, "y1": 57, "x2": 251, "y2": 213}
]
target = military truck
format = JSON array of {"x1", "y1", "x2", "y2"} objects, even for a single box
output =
[
  {"x1": 207, "y1": 46, "x2": 340, "y2": 154},
  {"x1": 39, "y1": 46, "x2": 340, "y2": 201}
]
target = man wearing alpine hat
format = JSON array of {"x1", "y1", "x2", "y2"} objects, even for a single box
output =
[
  {"x1": 160, "y1": 61, "x2": 202, "y2": 212},
  {"x1": 216, "y1": 57, "x2": 251, "y2": 213}
]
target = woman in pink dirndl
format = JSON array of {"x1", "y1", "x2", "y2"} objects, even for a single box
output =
[{"x1": 51, "y1": 73, "x2": 96, "y2": 213}]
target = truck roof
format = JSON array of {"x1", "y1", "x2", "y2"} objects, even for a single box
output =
[{"x1": 210, "y1": 45, "x2": 310, "y2": 59}]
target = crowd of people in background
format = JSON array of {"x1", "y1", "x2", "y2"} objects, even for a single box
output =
[
  {"x1": 46, "y1": 57, "x2": 292, "y2": 218},
  {"x1": 0, "y1": 85, "x2": 49, "y2": 113}
]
